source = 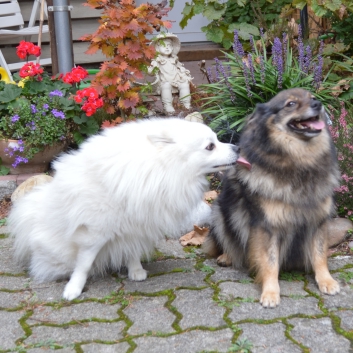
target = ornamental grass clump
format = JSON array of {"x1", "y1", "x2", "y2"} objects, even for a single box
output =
[
  {"x1": 0, "y1": 42, "x2": 104, "y2": 170},
  {"x1": 200, "y1": 27, "x2": 352, "y2": 141}
]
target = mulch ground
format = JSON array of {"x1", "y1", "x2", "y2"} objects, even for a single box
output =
[{"x1": 0, "y1": 197, "x2": 11, "y2": 219}]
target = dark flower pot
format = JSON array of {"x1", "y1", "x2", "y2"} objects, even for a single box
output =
[{"x1": 0, "y1": 139, "x2": 65, "y2": 175}]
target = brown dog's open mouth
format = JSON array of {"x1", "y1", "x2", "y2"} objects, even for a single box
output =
[{"x1": 288, "y1": 116, "x2": 325, "y2": 135}]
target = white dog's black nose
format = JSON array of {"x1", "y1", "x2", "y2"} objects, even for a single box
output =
[{"x1": 232, "y1": 145, "x2": 240, "y2": 153}]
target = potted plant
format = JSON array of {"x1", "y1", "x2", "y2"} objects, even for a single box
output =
[{"x1": 0, "y1": 41, "x2": 104, "y2": 175}]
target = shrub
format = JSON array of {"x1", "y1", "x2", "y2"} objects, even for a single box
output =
[{"x1": 198, "y1": 27, "x2": 353, "y2": 142}]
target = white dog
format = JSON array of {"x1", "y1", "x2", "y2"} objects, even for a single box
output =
[{"x1": 9, "y1": 118, "x2": 239, "y2": 300}]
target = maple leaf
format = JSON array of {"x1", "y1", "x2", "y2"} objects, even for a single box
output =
[
  {"x1": 117, "y1": 81, "x2": 131, "y2": 92},
  {"x1": 101, "y1": 117, "x2": 123, "y2": 128},
  {"x1": 120, "y1": 0, "x2": 134, "y2": 5},
  {"x1": 118, "y1": 92, "x2": 140, "y2": 109},
  {"x1": 126, "y1": 51, "x2": 143, "y2": 60},
  {"x1": 85, "y1": 43, "x2": 100, "y2": 55},
  {"x1": 128, "y1": 41, "x2": 141, "y2": 52},
  {"x1": 125, "y1": 19, "x2": 141, "y2": 33},
  {"x1": 163, "y1": 21, "x2": 172, "y2": 29},
  {"x1": 101, "y1": 44, "x2": 115, "y2": 57},
  {"x1": 105, "y1": 105, "x2": 115, "y2": 114},
  {"x1": 180, "y1": 226, "x2": 209, "y2": 247}
]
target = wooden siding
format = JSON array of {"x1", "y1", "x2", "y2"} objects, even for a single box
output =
[{"x1": 1, "y1": 0, "x2": 106, "y2": 68}]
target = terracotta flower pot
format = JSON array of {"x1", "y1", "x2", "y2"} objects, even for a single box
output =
[{"x1": 0, "y1": 139, "x2": 66, "y2": 175}]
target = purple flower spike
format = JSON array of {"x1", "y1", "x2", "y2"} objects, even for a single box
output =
[
  {"x1": 272, "y1": 37, "x2": 283, "y2": 88},
  {"x1": 215, "y1": 58, "x2": 236, "y2": 104},
  {"x1": 248, "y1": 54, "x2": 256, "y2": 85},
  {"x1": 242, "y1": 61, "x2": 252, "y2": 98},
  {"x1": 259, "y1": 55, "x2": 266, "y2": 84},
  {"x1": 232, "y1": 30, "x2": 245, "y2": 58},
  {"x1": 298, "y1": 26, "x2": 305, "y2": 73},
  {"x1": 249, "y1": 35, "x2": 256, "y2": 53}
]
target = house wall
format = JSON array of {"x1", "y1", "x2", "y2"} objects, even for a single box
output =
[{"x1": 0, "y1": 0, "x2": 209, "y2": 70}]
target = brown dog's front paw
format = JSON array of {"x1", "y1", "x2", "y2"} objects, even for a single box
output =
[
  {"x1": 317, "y1": 277, "x2": 340, "y2": 295},
  {"x1": 216, "y1": 253, "x2": 232, "y2": 267},
  {"x1": 260, "y1": 291, "x2": 280, "y2": 308}
]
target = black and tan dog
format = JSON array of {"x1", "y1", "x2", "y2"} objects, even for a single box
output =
[{"x1": 205, "y1": 88, "x2": 341, "y2": 308}]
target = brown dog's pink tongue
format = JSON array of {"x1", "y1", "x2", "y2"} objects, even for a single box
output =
[
  {"x1": 237, "y1": 156, "x2": 251, "y2": 170},
  {"x1": 302, "y1": 120, "x2": 325, "y2": 130}
]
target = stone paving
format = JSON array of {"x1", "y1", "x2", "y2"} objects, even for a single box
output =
[{"x1": 1, "y1": 229, "x2": 353, "y2": 353}]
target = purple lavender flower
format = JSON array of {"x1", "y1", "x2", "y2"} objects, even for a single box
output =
[
  {"x1": 282, "y1": 32, "x2": 288, "y2": 63},
  {"x1": 248, "y1": 54, "x2": 256, "y2": 85},
  {"x1": 49, "y1": 90, "x2": 64, "y2": 97},
  {"x1": 31, "y1": 104, "x2": 37, "y2": 114},
  {"x1": 232, "y1": 30, "x2": 245, "y2": 58},
  {"x1": 260, "y1": 28, "x2": 264, "y2": 38},
  {"x1": 259, "y1": 55, "x2": 266, "y2": 84},
  {"x1": 43, "y1": 103, "x2": 49, "y2": 110},
  {"x1": 11, "y1": 114, "x2": 20, "y2": 123},
  {"x1": 303, "y1": 45, "x2": 312, "y2": 74},
  {"x1": 313, "y1": 41, "x2": 324, "y2": 90},
  {"x1": 272, "y1": 37, "x2": 283, "y2": 88},
  {"x1": 298, "y1": 26, "x2": 305, "y2": 73},
  {"x1": 51, "y1": 109, "x2": 65, "y2": 119},
  {"x1": 242, "y1": 61, "x2": 252, "y2": 97},
  {"x1": 215, "y1": 58, "x2": 236, "y2": 104},
  {"x1": 206, "y1": 67, "x2": 214, "y2": 83},
  {"x1": 249, "y1": 35, "x2": 256, "y2": 53}
]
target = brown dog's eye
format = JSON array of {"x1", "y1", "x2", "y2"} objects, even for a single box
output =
[
  {"x1": 206, "y1": 143, "x2": 215, "y2": 151},
  {"x1": 286, "y1": 101, "x2": 296, "y2": 107}
]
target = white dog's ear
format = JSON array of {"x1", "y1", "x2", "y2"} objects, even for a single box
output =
[{"x1": 147, "y1": 134, "x2": 175, "y2": 147}]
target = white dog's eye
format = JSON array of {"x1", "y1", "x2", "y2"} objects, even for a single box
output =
[{"x1": 206, "y1": 143, "x2": 215, "y2": 151}]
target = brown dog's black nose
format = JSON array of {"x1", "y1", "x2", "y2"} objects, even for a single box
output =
[{"x1": 311, "y1": 98, "x2": 322, "y2": 111}]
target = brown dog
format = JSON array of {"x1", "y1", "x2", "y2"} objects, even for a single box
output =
[{"x1": 204, "y1": 88, "x2": 341, "y2": 307}]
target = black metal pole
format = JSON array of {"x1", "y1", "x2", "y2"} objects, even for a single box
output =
[{"x1": 300, "y1": 5, "x2": 309, "y2": 39}]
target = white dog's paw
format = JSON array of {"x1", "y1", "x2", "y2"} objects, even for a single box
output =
[
  {"x1": 63, "y1": 282, "x2": 83, "y2": 300},
  {"x1": 128, "y1": 268, "x2": 147, "y2": 281}
]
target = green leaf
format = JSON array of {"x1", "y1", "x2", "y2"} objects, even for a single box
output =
[
  {"x1": 73, "y1": 114, "x2": 88, "y2": 124},
  {"x1": 194, "y1": 3, "x2": 204, "y2": 14},
  {"x1": 79, "y1": 119, "x2": 99, "y2": 136},
  {"x1": 203, "y1": 2, "x2": 226, "y2": 21},
  {"x1": 180, "y1": 3, "x2": 194, "y2": 29},
  {"x1": 311, "y1": 3, "x2": 327, "y2": 17},
  {"x1": 204, "y1": 26, "x2": 224, "y2": 43},
  {"x1": 73, "y1": 131, "x2": 84, "y2": 144},
  {"x1": 182, "y1": 2, "x2": 193, "y2": 16},
  {"x1": 236, "y1": 0, "x2": 247, "y2": 6},
  {"x1": 0, "y1": 158, "x2": 10, "y2": 176},
  {"x1": 228, "y1": 22, "x2": 260, "y2": 40},
  {"x1": 0, "y1": 84, "x2": 22, "y2": 103},
  {"x1": 292, "y1": 0, "x2": 307, "y2": 10},
  {"x1": 321, "y1": 0, "x2": 341, "y2": 12}
]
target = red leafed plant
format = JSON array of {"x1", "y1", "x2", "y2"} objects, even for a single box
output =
[{"x1": 81, "y1": 0, "x2": 172, "y2": 119}]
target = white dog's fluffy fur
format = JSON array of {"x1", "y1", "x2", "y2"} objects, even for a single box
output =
[{"x1": 9, "y1": 118, "x2": 239, "y2": 300}]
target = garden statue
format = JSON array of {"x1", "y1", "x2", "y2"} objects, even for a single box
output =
[{"x1": 148, "y1": 33, "x2": 193, "y2": 114}]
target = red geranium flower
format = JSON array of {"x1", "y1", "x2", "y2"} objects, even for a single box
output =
[
  {"x1": 74, "y1": 87, "x2": 103, "y2": 116},
  {"x1": 62, "y1": 66, "x2": 88, "y2": 84},
  {"x1": 16, "y1": 41, "x2": 41, "y2": 59},
  {"x1": 19, "y1": 62, "x2": 44, "y2": 78}
]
